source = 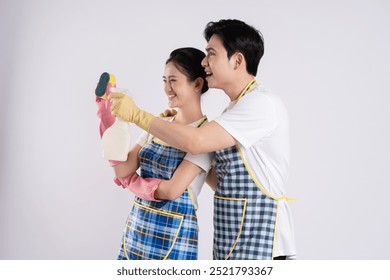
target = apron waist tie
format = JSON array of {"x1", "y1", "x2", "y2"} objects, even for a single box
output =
[{"x1": 276, "y1": 196, "x2": 298, "y2": 201}]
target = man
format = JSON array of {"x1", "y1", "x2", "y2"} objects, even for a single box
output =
[{"x1": 110, "y1": 19, "x2": 296, "y2": 260}]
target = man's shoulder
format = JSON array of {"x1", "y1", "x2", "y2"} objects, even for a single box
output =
[
  {"x1": 245, "y1": 85, "x2": 286, "y2": 109},
  {"x1": 238, "y1": 85, "x2": 277, "y2": 109},
  {"x1": 251, "y1": 85, "x2": 277, "y2": 98}
]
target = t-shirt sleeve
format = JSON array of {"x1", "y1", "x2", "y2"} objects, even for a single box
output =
[
  {"x1": 136, "y1": 130, "x2": 150, "y2": 147},
  {"x1": 214, "y1": 93, "x2": 278, "y2": 148},
  {"x1": 184, "y1": 152, "x2": 215, "y2": 173}
]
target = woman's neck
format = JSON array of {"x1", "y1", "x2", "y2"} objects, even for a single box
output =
[{"x1": 173, "y1": 102, "x2": 204, "y2": 125}]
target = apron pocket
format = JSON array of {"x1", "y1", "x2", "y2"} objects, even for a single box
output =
[
  {"x1": 123, "y1": 201, "x2": 184, "y2": 260},
  {"x1": 213, "y1": 195, "x2": 247, "y2": 259}
]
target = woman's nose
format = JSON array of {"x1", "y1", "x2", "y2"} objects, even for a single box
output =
[{"x1": 164, "y1": 82, "x2": 172, "y2": 92}]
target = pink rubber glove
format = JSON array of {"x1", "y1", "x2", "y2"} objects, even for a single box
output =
[
  {"x1": 114, "y1": 173, "x2": 162, "y2": 201},
  {"x1": 96, "y1": 96, "x2": 115, "y2": 137},
  {"x1": 95, "y1": 73, "x2": 122, "y2": 166}
]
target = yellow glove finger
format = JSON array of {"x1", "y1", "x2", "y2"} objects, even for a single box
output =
[
  {"x1": 159, "y1": 109, "x2": 177, "y2": 118},
  {"x1": 110, "y1": 93, "x2": 139, "y2": 122},
  {"x1": 108, "y1": 91, "x2": 155, "y2": 131},
  {"x1": 110, "y1": 101, "x2": 128, "y2": 119},
  {"x1": 110, "y1": 102, "x2": 120, "y2": 116},
  {"x1": 108, "y1": 92, "x2": 126, "y2": 100}
]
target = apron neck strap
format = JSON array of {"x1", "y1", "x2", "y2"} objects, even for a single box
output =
[{"x1": 235, "y1": 79, "x2": 257, "y2": 104}]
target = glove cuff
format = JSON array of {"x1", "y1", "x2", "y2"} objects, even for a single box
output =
[
  {"x1": 114, "y1": 174, "x2": 162, "y2": 202},
  {"x1": 136, "y1": 111, "x2": 156, "y2": 133}
]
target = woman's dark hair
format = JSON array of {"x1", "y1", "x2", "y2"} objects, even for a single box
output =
[
  {"x1": 166, "y1": 47, "x2": 208, "y2": 94},
  {"x1": 204, "y1": 19, "x2": 264, "y2": 76}
]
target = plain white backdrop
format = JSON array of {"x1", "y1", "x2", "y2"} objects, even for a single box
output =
[{"x1": 1, "y1": 0, "x2": 389, "y2": 260}]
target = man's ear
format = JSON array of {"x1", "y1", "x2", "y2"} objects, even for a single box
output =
[{"x1": 233, "y1": 52, "x2": 244, "y2": 70}]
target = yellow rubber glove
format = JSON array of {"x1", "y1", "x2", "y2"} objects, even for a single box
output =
[
  {"x1": 159, "y1": 109, "x2": 177, "y2": 118},
  {"x1": 109, "y1": 91, "x2": 156, "y2": 132}
]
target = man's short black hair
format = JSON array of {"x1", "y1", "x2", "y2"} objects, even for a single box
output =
[{"x1": 204, "y1": 19, "x2": 264, "y2": 76}]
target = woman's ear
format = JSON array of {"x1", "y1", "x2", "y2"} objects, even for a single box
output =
[{"x1": 194, "y1": 77, "x2": 204, "y2": 93}]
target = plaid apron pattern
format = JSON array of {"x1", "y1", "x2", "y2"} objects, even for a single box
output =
[
  {"x1": 213, "y1": 145, "x2": 277, "y2": 260},
  {"x1": 117, "y1": 138, "x2": 198, "y2": 260}
]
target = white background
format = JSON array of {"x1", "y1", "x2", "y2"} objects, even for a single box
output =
[{"x1": 0, "y1": 0, "x2": 389, "y2": 260}]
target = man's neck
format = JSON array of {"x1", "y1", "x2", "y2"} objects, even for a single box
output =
[{"x1": 224, "y1": 75, "x2": 256, "y2": 101}]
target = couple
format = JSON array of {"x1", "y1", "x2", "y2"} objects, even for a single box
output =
[{"x1": 96, "y1": 19, "x2": 296, "y2": 260}]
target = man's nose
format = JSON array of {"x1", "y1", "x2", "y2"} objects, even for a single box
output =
[{"x1": 201, "y1": 56, "x2": 208, "y2": 68}]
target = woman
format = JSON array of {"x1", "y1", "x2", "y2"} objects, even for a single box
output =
[{"x1": 96, "y1": 48, "x2": 213, "y2": 260}]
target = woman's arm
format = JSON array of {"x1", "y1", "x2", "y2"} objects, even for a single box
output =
[
  {"x1": 112, "y1": 144, "x2": 142, "y2": 179},
  {"x1": 206, "y1": 166, "x2": 218, "y2": 191},
  {"x1": 154, "y1": 159, "x2": 203, "y2": 201}
]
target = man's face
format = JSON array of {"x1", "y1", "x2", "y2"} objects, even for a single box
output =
[{"x1": 202, "y1": 35, "x2": 236, "y2": 90}]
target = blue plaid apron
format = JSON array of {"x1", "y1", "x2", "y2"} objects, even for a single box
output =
[
  {"x1": 118, "y1": 117, "x2": 207, "y2": 260},
  {"x1": 213, "y1": 145, "x2": 277, "y2": 260},
  {"x1": 213, "y1": 80, "x2": 278, "y2": 260}
]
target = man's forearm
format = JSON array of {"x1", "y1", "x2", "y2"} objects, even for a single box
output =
[
  {"x1": 148, "y1": 117, "x2": 237, "y2": 154},
  {"x1": 149, "y1": 118, "x2": 201, "y2": 154}
]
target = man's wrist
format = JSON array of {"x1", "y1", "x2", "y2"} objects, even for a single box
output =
[{"x1": 137, "y1": 110, "x2": 156, "y2": 132}]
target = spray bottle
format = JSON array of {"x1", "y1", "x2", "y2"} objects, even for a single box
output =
[{"x1": 95, "y1": 72, "x2": 131, "y2": 161}]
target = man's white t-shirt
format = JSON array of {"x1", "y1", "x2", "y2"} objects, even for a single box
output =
[
  {"x1": 136, "y1": 117, "x2": 214, "y2": 210},
  {"x1": 214, "y1": 84, "x2": 296, "y2": 258}
]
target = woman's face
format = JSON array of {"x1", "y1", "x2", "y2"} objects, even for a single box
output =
[{"x1": 163, "y1": 61, "x2": 198, "y2": 108}]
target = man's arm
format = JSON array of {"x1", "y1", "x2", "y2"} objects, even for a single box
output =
[
  {"x1": 149, "y1": 119, "x2": 236, "y2": 155},
  {"x1": 206, "y1": 166, "x2": 218, "y2": 191},
  {"x1": 109, "y1": 92, "x2": 236, "y2": 154}
]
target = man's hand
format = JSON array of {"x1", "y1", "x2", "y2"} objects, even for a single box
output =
[
  {"x1": 109, "y1": 89, "x2": 155, "y2": 132},
  {"x1": 159, "y1": 109, "x2": 177, "y2": 118}
]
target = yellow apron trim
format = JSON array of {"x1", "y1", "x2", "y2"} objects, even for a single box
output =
[
  {"x1": 163, "y1": 220, "x2": 183, "y2": 260},
  {"x1": 137, "y1": 200, "x2": 197, "y2": 219},
  {"x1": 187, "y1": 186, "x2": 197, "y2": 211},
  {"x1": 152, "y1": 137, "x2": 173, "y2": 147},
  {"x1": 236, "y1": 145, "x2": 296, "y2": 201},
  {"x1": 214, "y1": 195, "x2": 247, "y2": 260},
  {"x1": 214, "y1": 195, "x2": 247, "y2": 201},
  {"x1": 234, "y1": 79, "x2": 257, "y2": 104},
  {"x1": 138, "y1": 155, "x2": 177, "y2": 170},
  {"x1": 126, "y1": 249, "x2": 153, "y2": 260},
  {"x1": 279, "y1": 196, "x2": 297, "y2": 201},
  {"x1": 123, "y1": 202, "x2": 184, "y2": 260},
  {"x1": 152, "y1": 116, "x2": 208, "y2": 147},
  {"x1": 195, "y1": 116, "x2": 208, "y2": 127},
  {"x1": 133, "y1": 201, "x2": 184, "y2": 219},
  {"x1": 127, "y1": 224, "x2": 198, "y2": 243}
]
